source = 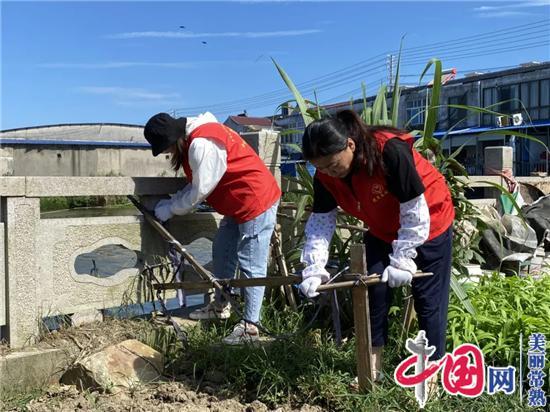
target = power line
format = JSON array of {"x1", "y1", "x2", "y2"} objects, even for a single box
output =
[
  {"x1": 208, "y1": 38, "x2": 549, "y2": 117},
  {"x1": 174, "y1": 20, "x2": 548, "y2": 112},
  {"x1": 171, "y1": 20, "x2": 549, "y2": 116},
  {"x1": 319, "y1": 47, "x2": 548, "y2": 106},
  {"x1": 174, "y1": 28, "x2": 548, "y2": 114},
  {"x1": 293, "y1": 63, "x2": 523, "y2": 106},
  {"x1": 398, "y1": 22, "x2": 548, "y2": 56}
]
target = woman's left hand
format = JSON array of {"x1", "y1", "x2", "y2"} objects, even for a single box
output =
[{"x1": 381, "y1": 265, "x2": 412, "y2": 288}]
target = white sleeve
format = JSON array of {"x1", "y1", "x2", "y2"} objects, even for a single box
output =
[
  {"x1": 389, "y1": 193, "x2": 430, "y2": 274},
  {"x1": 300, "y1": 209, "x2": 337, "y2": 282},
  {"x1": 169, "y1": 138, "x2": 227, "y2": 216}
]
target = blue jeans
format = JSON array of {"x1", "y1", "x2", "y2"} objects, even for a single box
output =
[{"x1": 212, "y1": 201, "x2": 279, "y2": 323}]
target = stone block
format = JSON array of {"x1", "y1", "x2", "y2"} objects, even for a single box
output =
[
  {"x1": 60, "y1": 339, "x2": 163, "y2": 392},
  {"x1": 0, "y1": 177, "x2": 25, "y2": 196},
  {"x1": 0, "y1": 348, "x2": 73, "y2": 393}
]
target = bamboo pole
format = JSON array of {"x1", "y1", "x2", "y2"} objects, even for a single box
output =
[
  {"x1": 152, "y1": 272, "x2": 432, "y2": 291},
  {"x1": 128, "y1": 195, "x2": 240, "y2": 308},
  {"x1": 401, "y1": 295, "x2": 416, "y2": 343},
  {"x1": 153, "y1": 276, "x2": 301, "y2": 291}
]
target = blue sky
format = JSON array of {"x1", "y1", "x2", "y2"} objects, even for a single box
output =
[{"x1": 2, "y1": 0, "x2": 549, "y2": 130}]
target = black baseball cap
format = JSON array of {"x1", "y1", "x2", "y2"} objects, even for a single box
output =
[{"x1": 144, "y1": 113, "x2": 188, "y2": 156}]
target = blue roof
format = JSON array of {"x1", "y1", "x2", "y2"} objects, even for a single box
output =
[{"x1": 433, "y1": 120, "x2": 550, "y2": 137}]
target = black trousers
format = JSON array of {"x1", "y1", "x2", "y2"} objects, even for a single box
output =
[{"x1": 364, "y1": 225, "x2": 453, "y2": 360}]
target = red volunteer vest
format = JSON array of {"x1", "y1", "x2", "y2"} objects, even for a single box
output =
[
  {"x1": 316, "y1": 132, "x2": 455, "y2": 243},
  {"x1": 182, "y1": 123, "x2": 281, "y2": 223}
]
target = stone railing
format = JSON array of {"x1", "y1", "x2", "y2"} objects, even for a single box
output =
[
  {"x1": 0, "y1": 129, "x2": 281, "y2": 348},
  {"x1": 1, "y1": 172, "x2": 544, "y2": 349},
  {"x1": 0, "y1": 176, "x2": 225, "y2": 348}
]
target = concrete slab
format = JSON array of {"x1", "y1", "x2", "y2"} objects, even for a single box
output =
[
  {"x1": 0, "y1": 177, "x2": 25, "y2": 196},
  {"x1": 0, "y1": 348, "x2": 73, "y2": 394},
  {"x1": 25, "y1": 177, "x2": 186, "y2": 197}
]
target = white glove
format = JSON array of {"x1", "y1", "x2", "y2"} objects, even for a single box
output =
[
  {"x1": 381, "y1": 265, "x2": 413, "y2": 288},
  {"x1": 154, "y1": 199, "x2": 173, "y2": 222},
  {"x1": 299, "y1": 276, "x2": 323, "y2": 298}
]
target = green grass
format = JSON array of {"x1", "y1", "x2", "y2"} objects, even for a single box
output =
[
  {"x1": 5, "y1": 280, "x2": 547, "y2": 411},
  {"x1": 142, "y1": 300, "x2": 539, "y2": 412}
]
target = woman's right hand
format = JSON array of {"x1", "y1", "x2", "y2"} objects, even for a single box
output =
[
  {"x1": 381, "y1": 265, "x2": 412, "y2": 288},
  {"x1": 154, "y1": 199, "x2": 173, "y2": 222},
  {"x1": 299, "y1": 276, "x2": 323, "y2": 298}
]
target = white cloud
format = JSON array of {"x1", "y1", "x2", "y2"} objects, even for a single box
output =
[
  {"x1": 76, "y1": 86, "x2": 182, "y2": 106},
  {"x1": 106, "y1": 29, "x2": 321, "y2": 39},
  {"x1": 473, "y1": 0, "x2": 550, "y2": 17},
  {"x1": 474, "y1": 0, "x2": 550, "y2": 9},
  {"x1": 39, "y1": 62, "x2": 196, "y2": 69},
  {"x1": 40, "y1": 59, "x2": 271, "y2": 70},
  {"x1": 476, "y1": 10, "x2": 534, "y2": 17}
]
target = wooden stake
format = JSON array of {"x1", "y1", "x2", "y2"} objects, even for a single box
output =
[
  {"x1": 350, "y1": 244, "x2": 373, "y2": 392},
  {"x1": 271, "y1": 224, "x2": 297, "y2": 309}
]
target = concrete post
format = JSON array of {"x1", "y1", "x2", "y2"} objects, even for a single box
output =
[
  {"x1": 241, "y1": 130, "x2": 281, "y2": 185},
  {"x1": 5, "y1": 197, "x2": 41, "y2": 347},
  {"x1": 0, "y1": 222, "x2": 5, "y2": 331},
  {"x1": 484, "y1": 146, "x2": 513, "y2": 175}
]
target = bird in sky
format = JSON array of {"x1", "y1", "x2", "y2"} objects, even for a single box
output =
[
  {"x1": 179, "y1": 25, "x2": 186, "y2": 29},
  {"x1": 202, "y1": 41, "x2": 207, "y2": 45}
]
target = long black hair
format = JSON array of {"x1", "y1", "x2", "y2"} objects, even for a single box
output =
[
  {"x1": 302, "y1": 110, "x2": 404, "y2": 176},
  {"x1": 169, "y1": 137, "x2": 187, "y2": 172}
]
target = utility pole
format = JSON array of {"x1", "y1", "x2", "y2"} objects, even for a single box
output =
[{"x1": 386, "y1": 54, "x2": 396, "y2": 93}]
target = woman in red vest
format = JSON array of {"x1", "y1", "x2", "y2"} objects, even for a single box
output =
[
  {"x1": 299, "y1": 110, "x2": 455, "y2": 382},
  {"x1": 144, "y1": 112, "x2": 281, "y2": 345}
]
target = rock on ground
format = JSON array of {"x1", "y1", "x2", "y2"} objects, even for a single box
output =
[{"x1": 60, "y1": 339, "x2": 163, "y2": 392}]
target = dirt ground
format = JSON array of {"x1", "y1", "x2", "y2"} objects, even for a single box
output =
[
  {"x1": 3, "y1": 319, "x2": 324, "y2": 412},
  {"x1": 16, "y1": 381, "x2": 324, "y2": 412}
]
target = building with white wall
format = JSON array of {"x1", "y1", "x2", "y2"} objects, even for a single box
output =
[{"x1": 275, "y1": 61, "x2": 550, "y2": 176}]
